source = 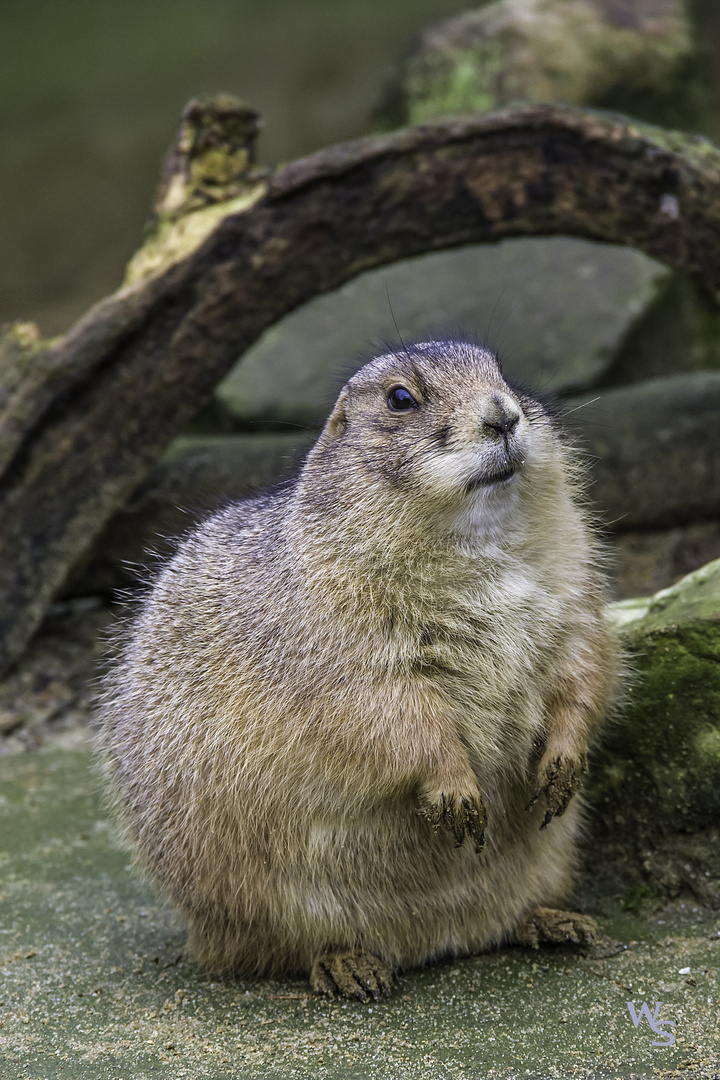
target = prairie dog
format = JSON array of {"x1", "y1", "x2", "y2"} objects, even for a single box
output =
[{"x1": 99, "y1": 341, "x2": 618, "y2": 1000}]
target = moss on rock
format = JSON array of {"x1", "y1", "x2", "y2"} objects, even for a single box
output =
[
  {"x1": 376, "y1": 0, "x2": 697, "y2": 130},
  {"x1": 589, "y1": 560, "x2": 720, "y2": 837}
]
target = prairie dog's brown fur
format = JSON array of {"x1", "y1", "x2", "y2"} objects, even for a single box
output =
[{"x1": 99, "y1": 341, "x2": 618, "y2": 999}]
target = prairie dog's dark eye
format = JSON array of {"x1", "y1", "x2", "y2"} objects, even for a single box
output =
[{"x1": 387, "y1": 386, "x2": 418, "y2": 412}]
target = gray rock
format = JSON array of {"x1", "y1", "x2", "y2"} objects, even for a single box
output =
[
  {"x1": 595, "y1": 270, "x2": 720, "y2": 388},
  {"x1": 563, "y1": 371, "x2": 720, "y2": 531},
  {"x1": 216, "y1": 238, "x2": 670, "y2": 428},
  {"x1": 608, "y1": 521, "x2": 720, "y2": 600}
]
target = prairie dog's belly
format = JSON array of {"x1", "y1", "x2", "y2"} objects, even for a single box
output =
[{"x1": 291, "y1": 787, "x2": 579, "y2": 964}]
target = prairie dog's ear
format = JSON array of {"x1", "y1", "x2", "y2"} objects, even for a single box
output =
[{"x1": 325, "y1": 388, "x2": 349, "y2": 439}]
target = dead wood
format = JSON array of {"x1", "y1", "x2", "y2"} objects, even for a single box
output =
[{"x1": 2, "y1": 102, "x2": 720, "y2": 673}]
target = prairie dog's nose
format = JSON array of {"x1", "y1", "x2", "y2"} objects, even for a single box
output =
[{"x1": 481, "y1": 392, "x2": 521, "y2": 437}]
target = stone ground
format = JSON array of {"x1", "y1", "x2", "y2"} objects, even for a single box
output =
[
  {"x1": 0, "y1": 599, "x2": 718, "y2": 1080},
  {"x1": 1, "y1": 740, "x2": 718, "y2": 1080}
]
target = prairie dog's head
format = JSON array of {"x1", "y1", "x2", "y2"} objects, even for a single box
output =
[{"x1": 309, "y1": 342, "x2": 554, "y2": 513}]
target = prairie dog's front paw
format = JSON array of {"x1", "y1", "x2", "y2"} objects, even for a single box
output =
[
  {"x1": 527, "y1": 752, "x2": 586, "y2": 828},
  {"x1": 417, "y1": 780, "x2": 487, "y2": 852}
]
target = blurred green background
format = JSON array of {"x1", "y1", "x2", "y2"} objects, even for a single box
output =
[
  {"x1": 2, "y1": 0, "x2": 719, "y2": 335},
  {"x1": 0, "y1": 0, "x2": 480, "y2": 337}
]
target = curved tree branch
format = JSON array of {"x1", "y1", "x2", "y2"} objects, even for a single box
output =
[{"x1": 2, "y1": 102, "x2": 720, "y2": 672}]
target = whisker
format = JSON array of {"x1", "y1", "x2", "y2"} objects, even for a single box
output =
[
  {"x1": 386, "y1": 286, "x2": 410, "y2": 359},
  {"x1": 560, "y1": 397, "x2": 602, "y2": 416}
]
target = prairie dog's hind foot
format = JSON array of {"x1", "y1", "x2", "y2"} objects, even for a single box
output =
[
  {"x1": 515, "y1": 906, "x2": 599, "y2": 949},
  {"x1": 310, "y1": 951, "x2": 394, "y2": 1001}
]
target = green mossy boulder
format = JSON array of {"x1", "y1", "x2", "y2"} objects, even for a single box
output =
[
  {"x1": 376, "y1": 0, "x2": 696, "y2": 130},
  {"x1": 591, "y1": 560, "x2": 720, "y2": 839}
]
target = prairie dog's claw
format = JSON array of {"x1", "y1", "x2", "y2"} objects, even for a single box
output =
[
  {"x1": 418, "y1": 786, "x2": 487, "y2": 852},
  {"x1": 527, "y1": 754, "x2": 587, "y2": 827},
  {"x1": 310, "y1": 951, "x2": 393, "y2": 1001}
]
